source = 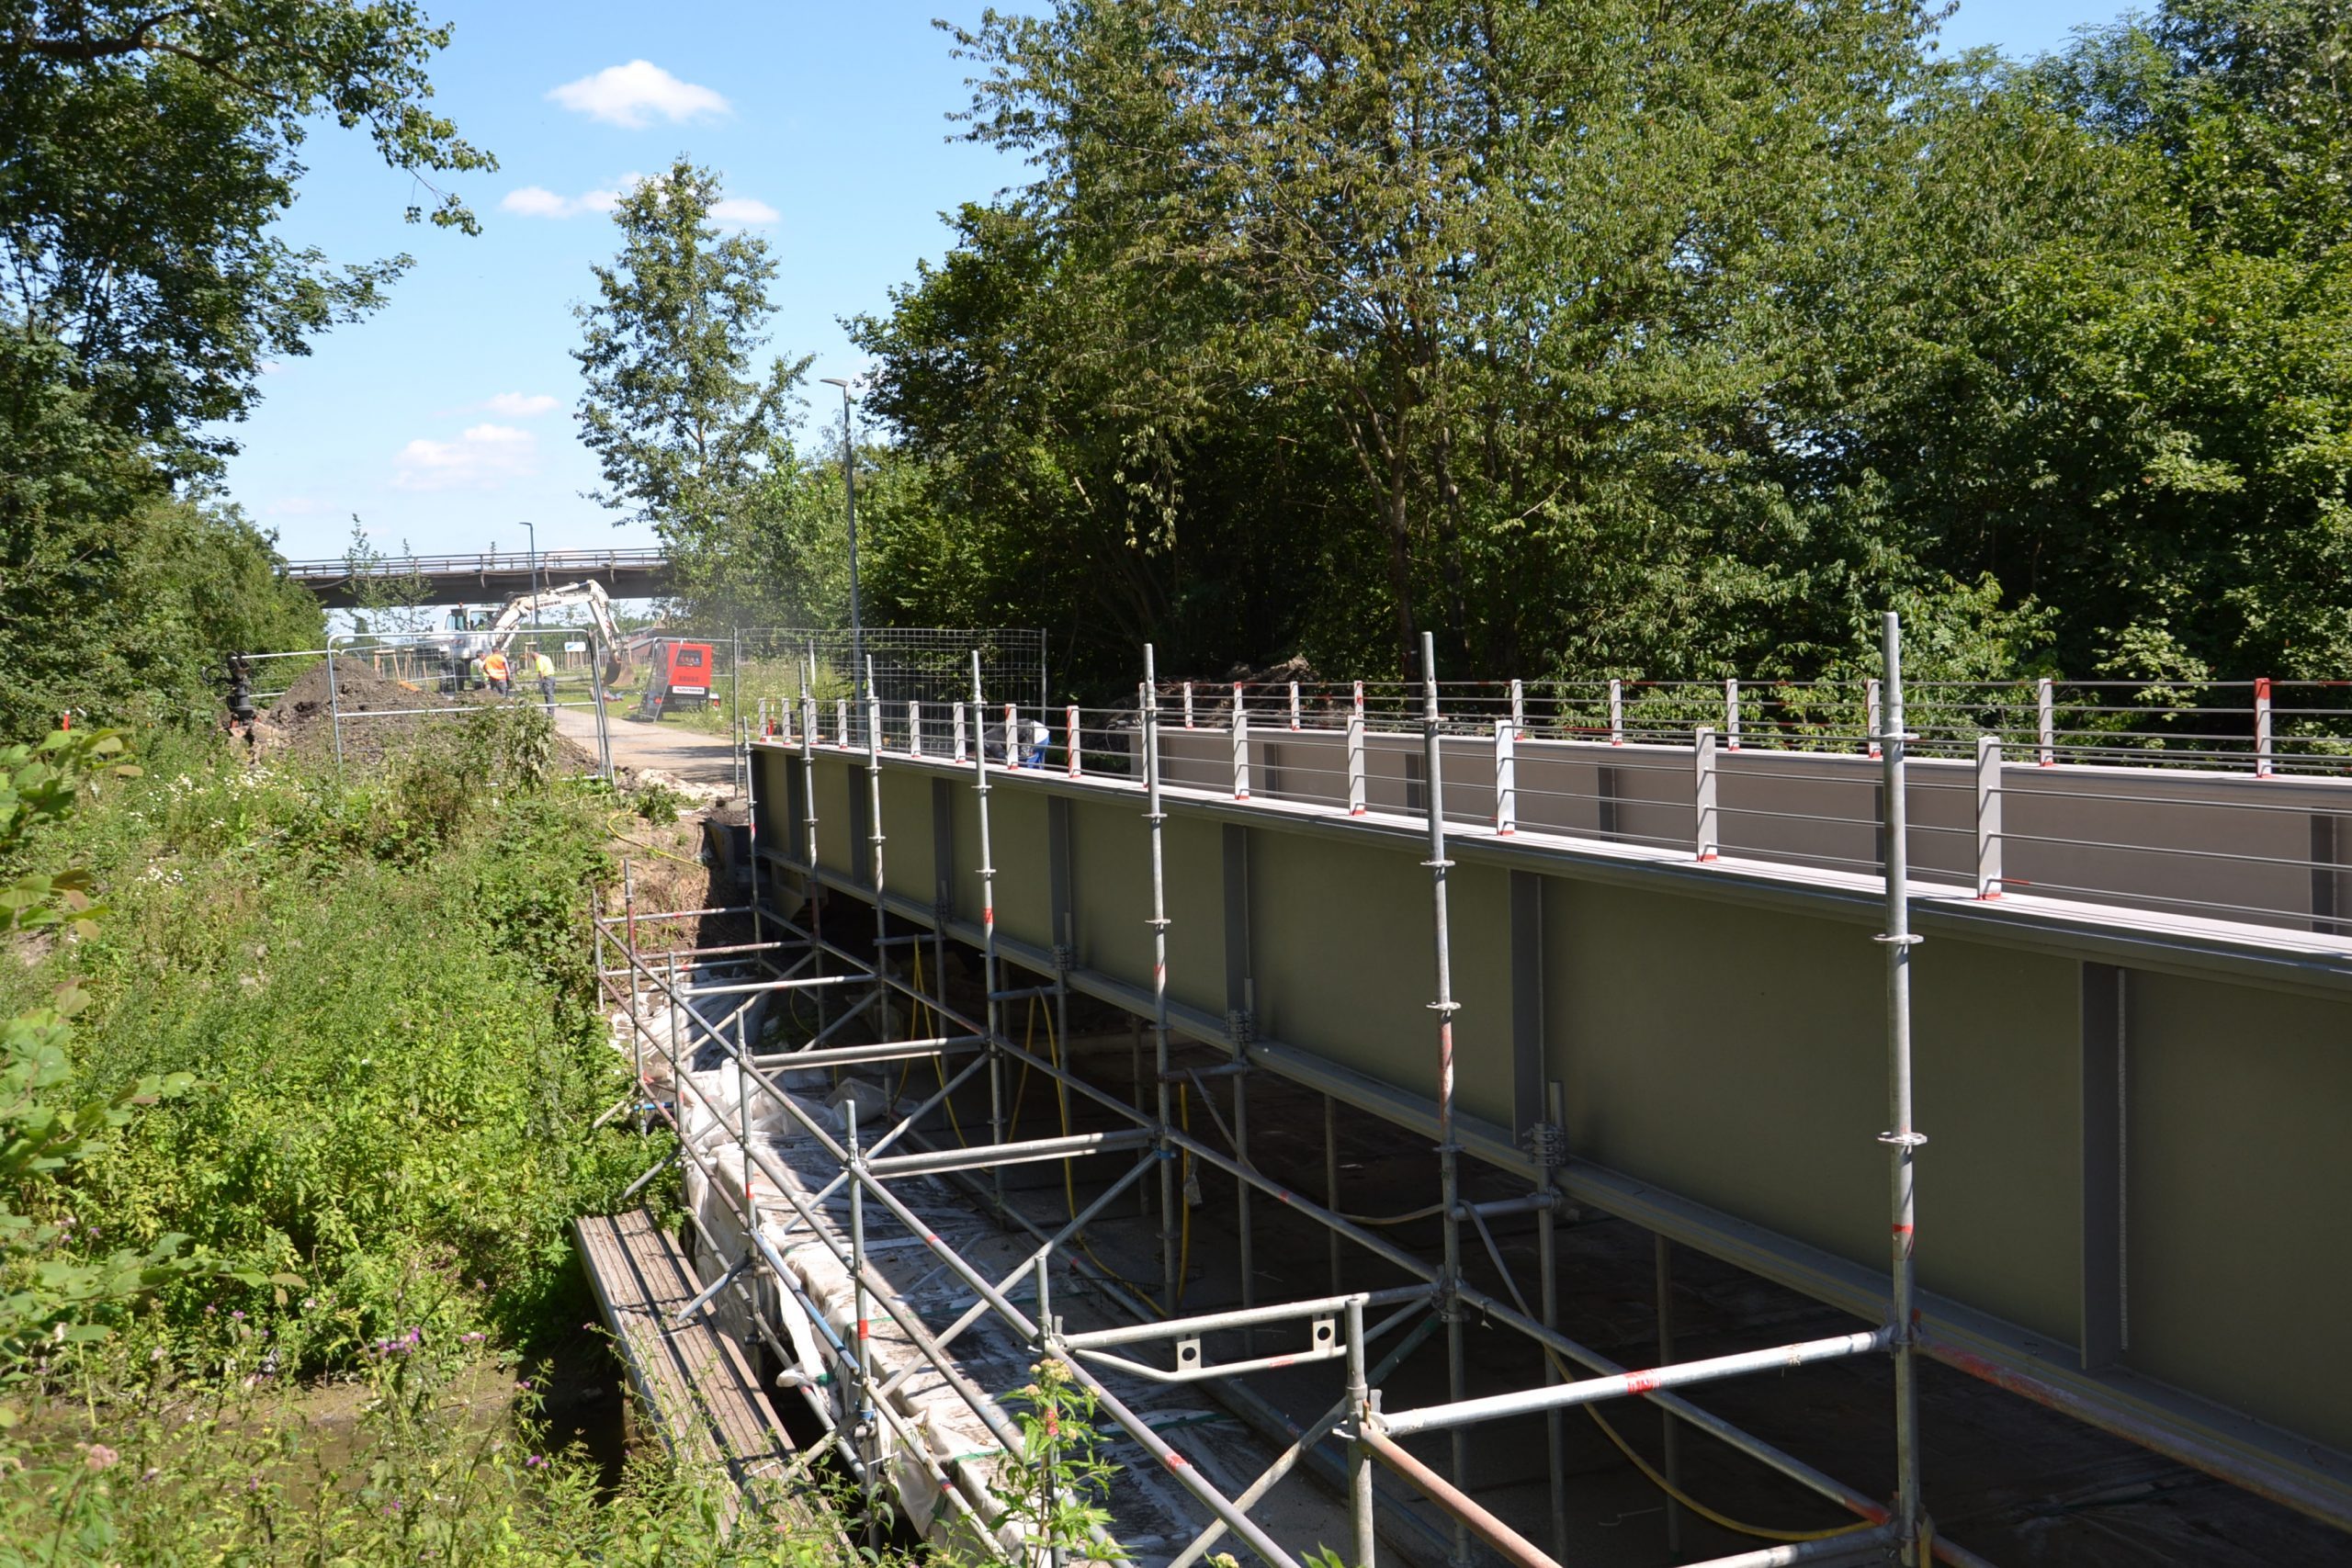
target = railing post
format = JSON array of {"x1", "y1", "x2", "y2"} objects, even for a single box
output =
[
  {"x1": 909, "y1": 700, "x2": 923, "y2": 757},
  {"x1": 953, "y1": 700, "x2": 967, "y2": 763},
  {"x1": 1975, "y1": 735, "x2": 2003, "y2": 899},
  {"x1": 1694, "y1": 726, "x2": 1719, "y2": 862},
  {"x1": 2256, "y1": 677, "x2": 2274, "y2": 778},
  {"x1": 1067, "y1": 703, "x2": 1082, "y2": 778},
  {"x1": 1003, "y1": 703, "x2": 1018, "y2": 768},
  {"x1": 1608, "y1": 678, "x2": 1623, "y2": 746},
  {"x1": 836, "y1": 698, "x2": 849, "y2": 749},
  {"x1": 1348, "y1": 706, "x2": 1367, "y2": 817},
  {"x1": 1232, "y1": 689, "x2": 1251, "y2": 801},
  {"x1": 1184, "y1": 681, "x2": 1195, "y2": 729},
  {"x1": 2037, "y1": 676, "x2": 2055, "y2": 767},
  {"x1": 1510, "y1": 678, "x2": 1525, "y2": 739},
  {"x1": 1866, "y1": 679, "x2": 1883, "y2": 761},
  {"x1": 1494, "y1": 720, "x2": 1517, "y2": 836},
  {"x1": 1725, "y1": 677, "x2": 1741, "y2": 751},
  {"x1": 1290, "y1": 680, "x2": 1302, "y2": 732}
]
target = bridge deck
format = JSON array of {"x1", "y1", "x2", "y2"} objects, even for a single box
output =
[
  {"x1": 575, "y1": 1206, "x2": 798, "y2": 1506},
  {"x1": 750, "y1": 731, "x2": 2352, "y2": 1536}
]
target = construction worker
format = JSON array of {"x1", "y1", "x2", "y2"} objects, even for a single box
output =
[
  {"x1": 481, "y1": 648, "x2": 512, "y2": 695},
  {"x1": 466, "y1": 652, "x2": 486, "y2": 691},
  {"x1": 532, "y1": 647, "x2": 557, "y2": 711}
]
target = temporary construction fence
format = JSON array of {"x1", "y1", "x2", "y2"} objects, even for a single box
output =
[
  {"x1": 290, "y1": 630, "x2": 620, "y2": 777},
  {"x1": 232, "y1": 626, "x2": 1047, "y2": 795},
  {"x1": 588, "y1": 616, "x2": 2041, "y2": 1568}
]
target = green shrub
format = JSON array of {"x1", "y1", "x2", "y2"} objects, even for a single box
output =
[
  {"x1": 0, "y1": 721, "x2": 645, "y2": 1353},
  {"x1": 0, "y1": 1320, "x2": 842, "y2": 1567}
]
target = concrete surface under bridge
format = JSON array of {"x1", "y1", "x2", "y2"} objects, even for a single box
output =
[{"x1": 747, "y1": 722, "x2": 2352, "y2": 1554}]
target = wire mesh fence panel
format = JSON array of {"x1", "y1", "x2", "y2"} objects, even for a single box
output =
[{"x1": 729, "y1": 627, "x2": 1047, "y2": 742}]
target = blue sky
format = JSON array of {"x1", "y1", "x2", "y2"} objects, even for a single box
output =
[{"x1": 220, "y1": 0, "x2": 2138, "y2": 564}]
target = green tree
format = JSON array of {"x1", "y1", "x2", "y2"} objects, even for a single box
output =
[
  {"x1": 1850, "y1": 0, "x2": 2352, "y2": 683},
  {"x1": 865, "y1": 0, "x2": 2352, "y2": 697},
  {"x1": 0, "y1": 1, "x2": 485, "y2": 739},
  {"x1": 573, "y1": 158, "x2": 824, "y2": 626},
  {"x1": 0, "y1": 490, "x2": 322, "y2": 739},
  {"x1": 866, "y1": 0, "x2": 1970, "y2": 689},
  {"x1": 1, "y1": 0, "x2": 494, "y2": 467}
]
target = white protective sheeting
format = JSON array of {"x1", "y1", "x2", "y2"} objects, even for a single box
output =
[{"x1": 649, "y1": 987, "x2": 1027, "y2": 1556}]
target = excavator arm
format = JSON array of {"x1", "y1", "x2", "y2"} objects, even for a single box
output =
[{"x1": 488, "y1": 580, "x2": 624, "y2": 655}]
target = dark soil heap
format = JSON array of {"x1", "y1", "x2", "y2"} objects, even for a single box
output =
[
  {"x1": 268, "y1": 659, "x2": 442, "y2": 724},
  {"x1": 254, "y1": 658, "x2": 605, "y2": 774},
  {"x1": 254, "y1": 659, "x2": 458, "y2": 762}
]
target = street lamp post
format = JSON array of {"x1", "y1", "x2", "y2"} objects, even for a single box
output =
[
  {"x1": 521, "y1": 520, "x2": 543, "y2": 663},
  {"x1": 820, "y1": 377, "x2": 863, "y2": 707}
]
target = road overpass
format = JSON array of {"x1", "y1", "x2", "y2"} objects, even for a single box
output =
[{"x1": 279, "y1": 547, "x2": 671, "y2": 608}]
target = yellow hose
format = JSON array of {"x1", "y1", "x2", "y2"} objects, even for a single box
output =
[
  {"x1": 907, "y1": 943, "x2": 967, "y2": 1145},
  {"x1": 1035, "y1": 991, "x2": 1155, "y2": 1298},
  {"x1": 605, "y1": 809, "x2": 705, "y2": 869},
  {"x1": 1577, "y1": 1397, "x2": 1873, "y2": 1544}
]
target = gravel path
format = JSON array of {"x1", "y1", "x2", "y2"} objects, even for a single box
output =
[{"x1": 552, "y1": 705, "x2": 739, "y2": 790}]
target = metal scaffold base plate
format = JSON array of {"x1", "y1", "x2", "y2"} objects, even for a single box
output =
[{"x1": 576, "y1": 1206, "x2": 800, "y2": 1509}]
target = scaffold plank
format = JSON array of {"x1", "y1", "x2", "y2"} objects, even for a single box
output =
[{"x1": 575, "y1": 1207, "x2": 797, "y2": 1508}]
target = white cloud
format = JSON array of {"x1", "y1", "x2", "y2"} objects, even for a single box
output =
[
  {"x1": 500, "y1": 174, "x2": 643, "y2": 220},
  {"x1": 481, "y1": 391, "x2": 560, "y2": 418},
  {"x1": 709, "y1": 196, "x2": 780, "y2": 226},
  {"x1": 500, "y1": 186, "x2": 574, "y2": 218},
  {"x1": 548, "y1": 61, "x2": 729, "y2": 129},
  {"x1": 499, "y1": 173, "x2": 772, "y2": 225},
  {"x1": 393, "y1": 423, "x2": 537, "y2": 492}
]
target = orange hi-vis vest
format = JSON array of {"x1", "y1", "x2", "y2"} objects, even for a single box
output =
[{"x1": 482, "y1": 651, "x2": 510, "y2": 682}]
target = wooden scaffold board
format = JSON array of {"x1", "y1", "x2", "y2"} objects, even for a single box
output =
[{"x1": 575, "y1": 1207, "x2": 800, "y2": 1512}]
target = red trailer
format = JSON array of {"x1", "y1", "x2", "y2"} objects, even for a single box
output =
[{"x1": 638, "y1": 638, "x2": 718, "y2": 719}]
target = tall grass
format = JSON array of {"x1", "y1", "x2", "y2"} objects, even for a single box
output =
[{"x1": 0, "y1": 714, "x2": 850, "y2": 1562}]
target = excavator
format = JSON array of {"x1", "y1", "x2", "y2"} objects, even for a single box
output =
[
  {"x1": 445, "y1": 579, "x2": 716, "y2": 718},
  {"x1": 446, "y1": 579, "x2": 628, "y2": 694}
]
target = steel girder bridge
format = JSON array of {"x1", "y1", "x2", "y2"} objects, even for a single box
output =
[{"x1": 598, "y1": 621, "x2": 2352, "y2": 1568}]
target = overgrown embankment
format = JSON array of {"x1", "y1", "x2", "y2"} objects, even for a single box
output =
[{"x1": 0, "y1": 713, "x2": 842, "y2": 1564}]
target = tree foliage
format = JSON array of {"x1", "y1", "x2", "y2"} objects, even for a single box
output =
[
  {"x1": 854, "y1": 0, "x2": 2352, "y2": 695},
  {"x1": 574, "y1": 158, "x2": 846, "y2": 627},
  {"x1": 0, "y1": 1, "x2": 479, "y2": 739},
  {"x1": 1, "y1": 0, "x2": 493, "y2": 464}
]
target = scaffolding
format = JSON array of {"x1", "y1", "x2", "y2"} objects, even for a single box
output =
[{"x1": 588, "y1": 615, "x2": 2018, "y2": 1568}]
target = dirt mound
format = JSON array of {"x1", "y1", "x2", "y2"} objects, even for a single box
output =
[
  {"x1": 249, "y1": 658, "x2": 454, "y2": 764},
  {"x1": 1222, "y1": 654, "x2": 1321, "y2": 687},
  {"x1": 1185, "y1": 655, "x2": 1331, "y2": 722},
  {"x1": 250, "y1": 657, "x2": 607, "y2": 777},
  {"x1": 266, "y1": 659, "x2": 442, "y2": 728}
]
